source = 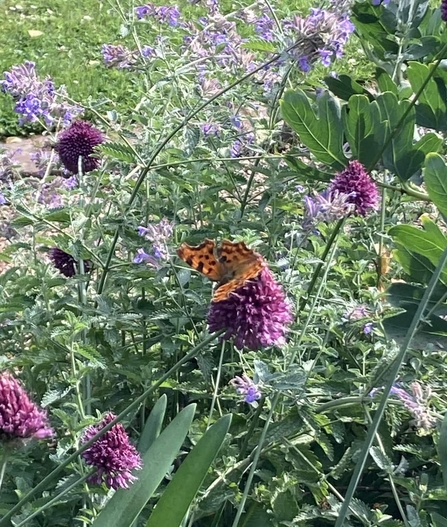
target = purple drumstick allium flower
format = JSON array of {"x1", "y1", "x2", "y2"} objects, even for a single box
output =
[
  {"x1": 442, "y1": 0, "x2": 447, "y2": 21},
  {"x1": 231, "y1": 374, "x2": 262, "y2": 404},
  {"x1": 81, "y1": 413, "x2": 142, "y2": 490},
  {"x1": 329, "y1": 160, "x2": 380, "y2": 216},
  {"x1": 207, "y1": 267, "x2": 293, "y2": 351},
  {"x1": 49, "y1": 248, "x2": 91, "y2": 277},
  {"x1": 55, "y1": 121, "x2": 104, "y2": 174},
  {"x1": 0, "y1": 372, "x2": 53, "y2": 442}
]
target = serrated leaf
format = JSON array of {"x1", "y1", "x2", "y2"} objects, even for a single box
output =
[
  {"x1": 280, "y1": 90, "x2": 347, "y2": 169},
  {"x1": 369, "y1": 446, "x2": 393, "y2": 471},
  {"x1": 242, "y1": 38, "x2": 276, "y2": 53},
  {"x1": 99, "y1": 142, "x2": 137, "y2": 163}
]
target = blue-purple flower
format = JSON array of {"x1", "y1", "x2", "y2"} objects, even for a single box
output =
[
  {"x1": 303, "y1": 189, "x2": 354, "y2": 230},
  {"x1": 372, "y1": 0, "x2": 390, "y2": 5},
  {"x1": 254, "y1": 14, "x2": 275, "y2": 41},
  {"x1": 231, "y1": 374, "x2": 262, "y2": 404},
  {"x1": 1, "y1": 61, "x2": 82, "y2": 126},
  {"x1": 207, "y1": 267, "x2": 293, "y2": 351},
  {"x1": 134, "y1": 218, "x2": 174, "y2": 267},
  {"x1": 101, "y1": 44, "x2": 136, "y2": 69},
  {"x1": 329, "y1": 160, "x2": 380, "y2": 216},
  {"x1": 135, "y1": 3, "x2": 180, "y2": 25},
  {"x1": 82, "y1": 413, "x2": 142, "y2": 490},
  {"x1": 0, "y1": 372, "x2": 53, "y2": 442},
  {"x1": 55, "y1": 121, "x2": 104, "y2": 174}
]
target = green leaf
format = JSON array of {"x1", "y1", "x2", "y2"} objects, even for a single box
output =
[
  {"x1": 91, "y1": 404, "x2": 196, "y2": 527},
  {"x1": 146, "y1": 414, "x2": 231, "y2": 527},
  {"x1": 280, "y1": 90, "x2": 347, "y2": 169},
  {"x1": 343, "y1": 94, "x2": 386, "y2": 168},
  {"x1": 407, "y1": 62, "x2": 447, "y2": 131},
  {"x1": 393, "y1": 244, "x2": 435, "y2": 285},
  {"x1": 100, "y1": 141, "x2": 137, "y2": 163},
  {"x1": 431, "y1": 512, "x2": 447, "y2": 527},
  {"x1": 424, "y1": 153, "x2": 447, "y2": 218},
  {"x1": 376, "y1": 68, "x2": 398, "y2": 95},
  {"x1": 240, "y1": 503, "x2": 274, "y2": 527},
  {"x1": 389, "y1": 223, "x2": 447, "y2": 284},
  {"x1": 324, "y1": 74, "x2": 373, "y2": 102},
  {"x1": 439, "y1": 413, "x2": 447, "y2": 495},
  {"x1": 376, "y1": 92, "x2": 421, "y2": 181},
  {"x1": 138, "y1": 394, "x2": 167, "y2": 454}
]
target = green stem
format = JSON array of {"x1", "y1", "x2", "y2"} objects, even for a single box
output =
[
  {"x1": 0, "y1": 449, "x2": 8, "y2": 492},
  {"x1": 334, "y1": 243, "x2": 447, "y2": 527},
  {"x1": 0, "y1": 330, "x2": 224, "y2": 526},
  {"x1": 298, "y1": 218, "x2": 345, "y2": 313},
  {"x1": 14, "y1": 472, "x2": 92, "y2": 527}
]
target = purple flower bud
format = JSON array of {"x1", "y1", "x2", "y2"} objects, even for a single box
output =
[
  {"x1": 389, "y1": 382, "x2": 435, "y2": 430},
  {"x1": 0, "y1": 193, "x2": 6, "y2": 205},
  {"x1": 141, "y1": 45, "x2": 156, "y2": 58},
  {"x1": 49, "y1": 248, "x2": 91, "y2": 277},
  {"x1": 55, "y1": 121, "x2": 104, "y2": 174},
  {"x1": 81, "y1": 413, "x2": 142, "y2": 490},
  {"x1": 442, "y1": 0, "x2": 447, "y2": 21},
  {"x1": 230, "y1": 374, "x2": 262, "y2": 404},
  {"x1": 207, "y1": 267, "x2": 293, "y2": 351},
  {"x1": 363, "y1": 322, "x2": 373, "y2": 335},
  {"x1": 0, "y1": 372, "x2": 53, "y2": 442},
  {"x1": 329, "y1": 160, "x2": 380, "y2": 216}
]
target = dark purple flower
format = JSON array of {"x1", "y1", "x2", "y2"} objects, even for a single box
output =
[
  {"x1": 442, "y1": 0, "x2": 447, "y2": 21},
  {"x1": 82, "y1": 413, "x2": 142, "y2": 490},
  {"x1": 0, "y1": 372, "x2": 53, "y2": 441},
  {"x1": 55, "y1": 121, "x2": 104, "y2": 174},
  {"x1": 49, "y1": 248, "x2": 91, "y2": 277},
  {"x1": 231, "y1": 374, "x2": 262, "y2": 404},
  {"x1": 207, "y1": 267, "x2": 293, "y2": 351},
  {"x1": 329, "y1": 160, "x2": 380, "y2": 216}
]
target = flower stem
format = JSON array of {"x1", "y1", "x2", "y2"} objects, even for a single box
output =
[
  {"x1": 0, "y1": 449, "x2": 9, "y2": 492},
  {"x1": 298, "y1": 217, "x2": 345, "y2": 313}
]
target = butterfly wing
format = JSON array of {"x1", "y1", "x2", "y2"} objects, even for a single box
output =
[
  {"x1": 213, "y1": 240, "x2": 265, "y2": 302},
  {"x1": 177, "y1": 239, "x2": 224, "y2": 282}
]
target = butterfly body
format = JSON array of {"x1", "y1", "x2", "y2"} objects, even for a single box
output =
[{"x1": 177, "y1": 239, "x2": 265, "y2": 302}]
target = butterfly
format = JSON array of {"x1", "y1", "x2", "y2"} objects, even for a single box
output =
[{"x1": 177, "y1": 239, "x2": 265, "y2": 302}]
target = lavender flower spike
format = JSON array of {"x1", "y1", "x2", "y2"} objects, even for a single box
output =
[
  {"x1": 231, "y1": 374, "x2": 262, "y2": 404},
  {"x1": 390, "y1": 382, "x2": 435, "y2": 430},
  {"x1": 208, "y1": 267, "x2": 293, "y2": 351},
  {"x1": 0, "y1": 372, "x2": 53, "y2": 441},
  {"x1": 82, "y1": 413, "x2": 143, "y2": 490}
]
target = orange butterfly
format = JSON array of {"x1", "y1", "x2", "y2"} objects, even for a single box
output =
[{"x1": 177, "y1": 239, "x2": 265, "y2": 302}]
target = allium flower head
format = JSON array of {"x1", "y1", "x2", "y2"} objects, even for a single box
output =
[
  {"x1": 442, "y1": 0, "x2": 447, "y2": 21},
  {"x1": 329, "y1": 160, "x2": 380, "y2": 216},
  {"x1": 55, "y1": 121, "x2": 104, "y2": 174},
  {"x1": 207, "y1": 267, "x2": 293, "y2": 351},
  {"x1": 49, "y1": 248, "x2": 91, "y2": 277},
  {"x1": 231, "y1": 374, "x2": 262, "y2": 404},
  {"x1": 0, "y1": 372, "x2": 53, "y2": 442},
  {"x1": 82, "y1": 413, "x2": 143, "y2": 490}
]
